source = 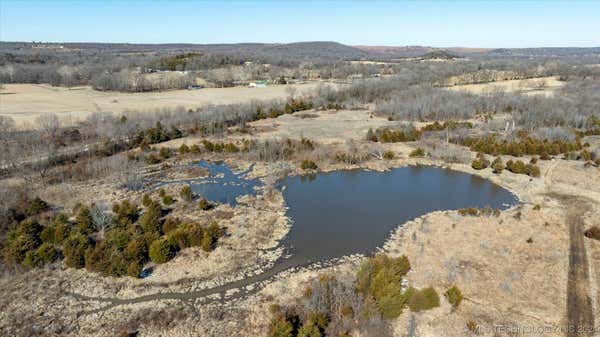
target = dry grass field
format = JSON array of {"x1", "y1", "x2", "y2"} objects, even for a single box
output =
[
  {"x1": 0, "y1": 82, "x2": 322, "y2": 128},
  {"x1": 447, "y1": 76, "x2": 564, "y2": 96}
]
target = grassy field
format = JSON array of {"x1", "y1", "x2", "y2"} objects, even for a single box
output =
[
  {"x1": 0, "y1": 82, "x2": 322, "y2": 128},
  {"x1": 447, "y1": 76, "x2": 564, "y2": 96}
]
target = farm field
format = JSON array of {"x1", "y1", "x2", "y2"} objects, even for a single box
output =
[{"x1": 0, "y1": 82, "x2": 322, "y2": 127}]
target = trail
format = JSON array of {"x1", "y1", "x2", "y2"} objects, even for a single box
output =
[
  {"x1": 546, "y1": 193, "x2": 595, "y2": 337},
  {"x1": 68, "y1": 257, "x2": 325, "y2": 315}
]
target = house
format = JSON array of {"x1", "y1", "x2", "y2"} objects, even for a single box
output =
[{"x1": 248, "y1": 80, "x2": 268, "y2": 88}]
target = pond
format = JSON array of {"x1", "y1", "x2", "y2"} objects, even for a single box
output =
[
  {"x1": 85, "y1": 163, "x2": 519, "y2": 310},
  {"x1": 152, "y1": 160, "x2": 262, "y2": 206},
  {"x1": 186, "y1": 162, "x2": 517, "y2": 269},
  {"x1": 279, "y1": 166, "x2": 517, "y2": 268},
  {"x1": 188, "y1": 160, "x2": 261, "y2": 206}
]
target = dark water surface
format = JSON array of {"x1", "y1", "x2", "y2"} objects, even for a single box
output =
[
  {"x1": 152, "y1": 160, "x2": 262, "y2": 206},
  {"x1": 279, "y1": 166, "x2": 517, "y2": 266},
  {"x1": 188, "y1": 160, "x2": 261, "y2": 206},
  {"x1": 161, "y1": 162, "x2": 517, "y2": 270}
]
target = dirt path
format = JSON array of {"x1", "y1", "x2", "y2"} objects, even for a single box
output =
[{"x1": 548, "y1": 193, "x2": 595, "y2": 336}]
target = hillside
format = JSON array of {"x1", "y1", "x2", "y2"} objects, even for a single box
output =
[{"x1": 0, "y1": 41, "x2": 370, "y2": 62}]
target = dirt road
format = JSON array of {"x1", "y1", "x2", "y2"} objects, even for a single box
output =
[{"x1": 549, "y1": 193, "x2": 595, "y2": 336}]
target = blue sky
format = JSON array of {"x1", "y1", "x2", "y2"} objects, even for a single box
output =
[{"x1": 1, "y1": 1, "x2": 599, "y2": 48}]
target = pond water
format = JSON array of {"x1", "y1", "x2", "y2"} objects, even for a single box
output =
[
  {"x1": 83, "y1": 163, "x2": 519, "y2": 311},
  {"x1": 186, "y1": 162, "x2": 517, "y2": 268},
  {"x1": 188, "y1": 161, "x2": 261, "y2": 206},
  {"x1": 152, "y1": 160, "x2": 262, "y2": 206},
  {"x1": 279, "y1": 166, "x2": 517, "y2": 267}
]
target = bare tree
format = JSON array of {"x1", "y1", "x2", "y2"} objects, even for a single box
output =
[
  {"x1": 90, "y1": 202, "x2": 112, "y2": 240},
  {"x1": 35, "y1": 113, "x2": 60, "y2": 139}
]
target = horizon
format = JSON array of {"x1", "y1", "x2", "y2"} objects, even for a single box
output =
[
  {"x1": 1, "y1": 0, "x2": 600, "y2": 48},
  {"x1": 2, "y1": 40, "x2": 600, "y2": 50}
]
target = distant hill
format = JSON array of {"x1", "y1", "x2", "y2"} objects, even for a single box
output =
[
  {"x1": 484, "y1": 47, "x2": 600, "y2": 58},
  {"x1": 354, "y1": 45, "x2": 489, "y2": 58},
  {"x1": 2, "y1": 41, "x2": 599, "y2": 61},
  {"x1": 419, "y1": 50, "x2": 460, "y2": 60},
  {"x1": 354, "y1": 45, "x2": 435, "y2": 58},
  {"x1": 0, "y1": 41, "x2": 370, "y2": 62}
]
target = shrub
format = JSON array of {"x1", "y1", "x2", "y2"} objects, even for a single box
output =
[
  {"x1": 466, "y1": 321, "x2": 478, "y2": 333},
  {"x1": 371, "y1": 127, "x2": 421, "y2": 142},
  {"x1": 36, "y1": 242, "x2": 59, "y2": 264},
  {"x1": 408, "y1": 287, "x2": 440, "y2": 312},
  {"x1": 580, "y1": 150, "x2": 592, "y2": 161},
  {"x1": 190, "y1": 144, "x2": 201, "y2": 154},
  {"x1": 63, "y1": 232, "x2": 91, "y2": 268},
  {"x1": 145, "y1": 153, "x2": 163, "y2": 165},
  {"x1": 584, "y1": 226, "x2": 600, "y2": 240},
  {"x1": 162, "y1": 195, "x2": 175, "y2": 206},
  {"x1": 112, "y1": 200, "x2": 139, "y2": 226},
  {"x1": 125, "y1": 236, "x2": 148, "y2": 263},
  {"x1": 334, "y1": 152, "x2": 365, "y2": 164},
  {"x1": 46, "y1": 216, "x2": 72, "y2": 244},
  {"x1": 107, "y1": 228, "x2": 130, "y2": 250},
  {"x1": 178, "y1": 143, "x2": 190, "y2": 154},
  {"x1": 458, "y1": 208, "x2": 479, "y2": 216},
  {"x1": 409, "y1": 148, "x2": 425, "y2": 157},
  {"x1": 491, "y1": 157, "x2": 504, "y2": 174},
  {"x1": 180, "y1": 186, "x2": 193, "y2": 202},
  {"x1": 127, "y1": 260, "x2": 143, "y2": 278},
  {"x1": 356, "y1": 254, "x2": 412, "y2": 318},
  {"x1": 159, "y1": 147, "x2": 172, "y2": 159},
  {"x1": 162, "y1": 217, "x2": 181, "y2": 234},
  {"x1": 297, "y1": 324, "x2": 320, "y2": 337},
  {"x1": 198, "y1": 198, "x2": 213, "y2": 211},
  {"x1": 300, "y1": 160, "x2": 318, "y2": 170},
  {"x1": 75, "y1": 206, "x2": 96, "y2": 234},
  {"x1": 2, "y1": 220, "x2": 44, "y2": 265},
  {"x1": 297, "y1": 312, "x2": 329, "y2": 337},
  {"x1": 149, "y1": 238, "x2": 176, "y2": 264},
  {"x1": 422, "y1": 121, "x2": 473, "y2": 131},
  {"x1": 525, "y1": 163, "x2": 541, "y2": 177},
  {"x1": 84, "y1": 242, "x2": 113, "y2": 274},
  {"x1": 366, "y1": 128, "x2": 378, "y2": 142},
  {"x1": 455, "y1": 134, "x2": 583, "y2": 157},
  {"x1": 444, "y1": 286, "x2": 464, "y2": 309},
  {"x1": 139, "y1": 201, "x2": 162, "y2": 234},
  {"x1": 533, "y1": 204, "x2": 541, "y2": 210},
  {"x1": 268, "y1": 315, "x2": 293, "y2": 337},
  {"x1": 506, "y1": 159, "x2": 539, "y2": 177},
  {"x1": 200, "y1": 222, "x2": 222, "y2": 252},
  {"x1": 167, "y1": 228, "x2": 192, "y2": 250},
  {"x1": 142, "y1": 194, "x2": 153, "y2": 207},
  {"x1": 383, "y1": 150, "x2": 395, "y2": 160},
  {"x1": 27, "y1": 197, "x2": 50, "y2": 216},
  {"x1": 107, "y1": 252, "x2": 127, "y2": 276},
  {"x1": 471, "y1": 153, "x2": 490, "y2": 170},
  {"x1": 23, "y1": 251, "x2": 43, "y2": 269},
  {"x1": 178, "y1": 223, "x2": 203, "y2": 247},
  {"x1": 223, "y1": 143, "x2": 240, "y2": 153}
]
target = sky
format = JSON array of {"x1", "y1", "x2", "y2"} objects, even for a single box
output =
[{"x1": 1, "y1": 0, "x2": 599, "y2": 48}]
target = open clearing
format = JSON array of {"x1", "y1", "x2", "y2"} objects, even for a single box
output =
[
  {"x1": 0, "y1": 82, "x2": 322, "y2": 127},
  {"x1": 447, "y1": 76, "x2": 564, "y2": 96},
  {"x1": 244, "y1": 109, "x2": 392, "y2": 143}
]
